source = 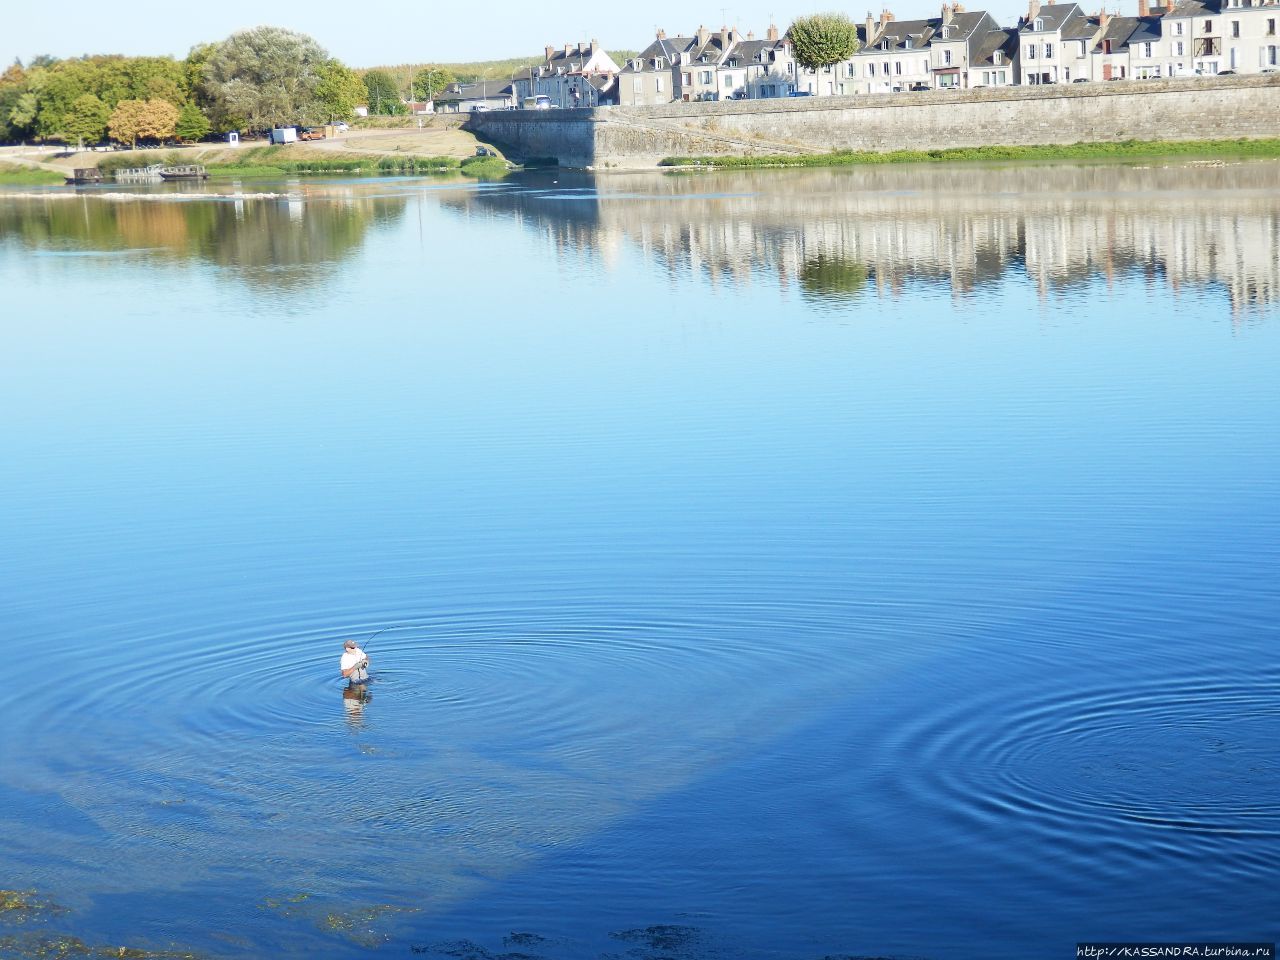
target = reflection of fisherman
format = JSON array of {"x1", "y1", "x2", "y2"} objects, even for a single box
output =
[
  {"x1": 340, "y1": 640, "x2": 370, "y2": 685},
  {"x1": 342, "y1": 683, "x2": 371, "y2": 727}
]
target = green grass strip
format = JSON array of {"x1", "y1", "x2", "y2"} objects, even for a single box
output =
[
  {"x1": 659, "y1": 138, "x2": 1280, "y2": 168},
  {"x1": 0, "y1": 165, "x2": 66, "y2": 185}
]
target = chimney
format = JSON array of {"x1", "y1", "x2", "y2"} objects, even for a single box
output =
[
  {"x1": 942, "y1": 2, "x2": 955, "y2": 24},
  {"x1": 880, "y1": 8, "x2": 896, "y2": 28},
  {"x1": 1028, "y1": 0, "x2": 1042, "y2": 22},
  {"x1": 656, "y1": 27, "x2": 667, "y2": 39},
  {"x1": 747, "y1": 30, "x2": 756, "y2": 40},
  {"x1": 718, "y1": 25, "x2": 730, "y2": 48},
  {"x1": 697, "y1": 24, "x2": 711, "y2": 47},
  {"x1": 590, "y1": 38, "x2": 600, "y2": 54},
  {"x1": 768, "y1": 22, "x2": 780, "y2": 41},
  {"x1": 953, "y1": 2, "x2": 965, "y2": 11},
  {"x1": 866, "y1": 11, "x2": 877, "y2": 42},
  {"x1": 564, "y1": 43, "x2": 573, "y2": 56},
  {"x1": 1137, "y1": 0, "x2": 1149, "y2": 15},
  {"x1": 545, "y1": 45, "x2": 555, "y2": 61}
]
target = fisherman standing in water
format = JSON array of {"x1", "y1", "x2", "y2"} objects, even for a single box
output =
[{"x1": 340, "y1": 639, "x2": 370, "y2": 685}]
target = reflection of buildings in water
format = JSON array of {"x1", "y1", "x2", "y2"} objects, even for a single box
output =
[
  {"x1": 0, "y1": 184, "x2": 409, "y2": 289},
  {"x1": 449, "y1": 163, "x2": 1280, "y2": 317}
]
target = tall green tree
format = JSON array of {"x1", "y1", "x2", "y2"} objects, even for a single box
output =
[
  {"x1": 362, "y1": 69, "x2": 405, "y2": 115},
  {"x1": 175, "y1": 101, "x2": 211, "y2": 141},
  {"x1": 787, "y1": 13, "x2": 861, "y2": 72},
  {"x1": 63, "y1": 93, "x2": 110, "y2": 145},
  {"x1": 202, "y1": 27, "x2": 329, "y2": 130},
  {"x1": 412, "y1": 66, "x2": 454, "y2": 102},
  {"x1": 315, "y1": 60, "x2": 365, "y2": 120}
]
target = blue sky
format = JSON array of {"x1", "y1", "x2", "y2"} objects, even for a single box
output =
[{"x1": 4, "y1": 0, "x2": 1053, "y2": 69}]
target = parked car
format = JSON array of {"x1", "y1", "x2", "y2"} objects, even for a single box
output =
[
  {"x1": 1218, "y1": 70, "x2": 1237, "y2": 75},
  {"x1": 298, "y1": 127, "x2": 326, "y2": 141},
  {"x1": 334, "y1": 121, "x2": 349, "y2": 132},
  {"x1": 788, "y1": 91, "x2": 813, "y2": 97},
  {"x1": 908, "y1": 83, "x2": 930, "y2": 91},
  {"x1": 1072, "y1": 77, "x2": 1090, "y2": 83}
]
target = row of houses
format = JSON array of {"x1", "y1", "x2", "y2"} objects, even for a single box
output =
[{"x1": 432, "y1": 0, "x2": 1280, "y2": 112}]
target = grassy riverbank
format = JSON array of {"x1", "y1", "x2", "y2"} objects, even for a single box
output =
[
  {"x1": 659, "y1": 137, "x2": 1280, "y2": 169},
  {"x1": 90, "y1": 147, "x2": 510, "y2": 179},
  {"x1": 0, "y1": 162, "x2": 65, "y2": 185}
]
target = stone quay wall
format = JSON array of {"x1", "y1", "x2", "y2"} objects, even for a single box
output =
[{"x1": 467, "y1": 74, "x2": 1280, "y2": 169}]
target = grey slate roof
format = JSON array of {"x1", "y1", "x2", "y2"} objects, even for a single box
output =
[
  {"x1": 1061, "y1": 15, "x2": 1099, "y2": 39},
  {"x1": 972, "y1": 27, "x2": 1021, "y2": 66},
  {"x1": 436, "y1": 80, "x2": 513, "y2": 103},
  {"x1": 1127, "y1": 16, "x2": 1164, "y2": 44},
  {"x1": 871, "y1": 18, "x2": 937, "y2": 49},
  {"x1": 618, "y1": 36, "x2": 697, "y2": 74},
  {"x1": 1022, "y1": 3, "x2": 1085, "y2": 31},
  {"x1": 1096, "y1": 15, "x2": 1142, "y2": 50},
  {"x1": 1164, "y1": 0, "x2": 1221, "y2": 16}
]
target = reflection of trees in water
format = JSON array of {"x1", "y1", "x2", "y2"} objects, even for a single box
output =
[
  {"x1": 799, "y1": 254, "x2": 870, "y2": 303},
  {"x1": 450, "y1": 163, "x2": 1280, "y2": 317},
  {"x1": 0, "y1": 187, "x2": 408, "y2": 288}
]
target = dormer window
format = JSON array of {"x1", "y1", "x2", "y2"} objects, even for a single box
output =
[
  {"x1": 654, "y1": 57, "x2": 666, "y2": 69},
  {"x1": 993, "y1": 50, "x2": 1003, "y2": 64},
  {"x1": 905, "y1": 37, "x2": 913, "y2": 48},
  {"x1": 881, "y1": 39, "x2": 891, "y2": 49},
  {"x1": 940, "y1": 26, "x2": 951, "y2": 38},
  {"x1": 1034, "y1": 17, "x2": 1045, "y2": 30}
]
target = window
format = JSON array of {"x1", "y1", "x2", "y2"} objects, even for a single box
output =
[
  {"x1": 944, "y1": 50, "x2": 953, "y2": 65},
  {"x1": 905, "y1": 38, "x2": 913, "y2": 48},
  {"x1": 1204, "y1": 19, "x2": 1213, "y2": 31},
  {"x1": 655, "y1": 76, "x2": 664, "y2": 92},
  {"x1": 994, "y1": 51, "x2": 1003, "y2": 64},
  {"x1": 882, "y1": 62, "x2": 890, "y2": 74},
  {"x1": 895, "y1": 61, "x2": 902, "y2": 74},
  {"x1": 1270, "y1": 18, "x2": 1278, "y2": 34},
  {"x1": 722, "y1": 74, "x2": 732, "y2": 87},
  {"x1": 1142, "y1": 42, "x2": 1153, "y2": 56},
  {"x1": 682, "y1": 72, "x2": 692, "y2": 85},
  {"x1": 881, "y1": 40, "x2": 891, "y2": 50},
  {"x1": 866, "y1": 63, "x2": 875, "y2": 77},
  {"x1": 1174, "y1": 21, "x2": 1184, "y2": 34},
  {"x1": 1027, "y1": 43, "x2": 1037, "y2": 59},
  {"x1": 1045, "y1": 42, "x2": 1054, "y2": 57},
  {"x1": 632, "y1": 77, "x2": 643, "y2": 92},
  {"x1": 1033, "y1": 17, "x2": 1044, "y2": 29},
  {"x1": 847, "y1": 63, "x2": 857, "y2": 77},
  {"x1": 655, "y1": 58, "x2": 666, "y2": 69},
  {"x1": 699, "y1": 70, "x2": 712, "y2": 83},
  {"x1": 1175, "y1": 40, "x2": 1185, "y2": 55}
]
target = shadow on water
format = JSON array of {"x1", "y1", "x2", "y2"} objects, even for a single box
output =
[{"x1": 445, "y1": 161, "x2": 1280, "y2": 319}]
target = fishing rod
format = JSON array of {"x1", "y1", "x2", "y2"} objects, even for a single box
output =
[{"x1": 346, "y1": 624, "x2": 402, "y2": 684}]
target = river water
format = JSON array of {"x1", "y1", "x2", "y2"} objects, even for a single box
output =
[{"x1": 1, "y1": 161, "x2": 1277, "y2": 959}]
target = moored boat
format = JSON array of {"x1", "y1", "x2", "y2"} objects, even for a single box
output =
[{"x1": 158, "y1": 164, "x2": 208, "y2": 181}]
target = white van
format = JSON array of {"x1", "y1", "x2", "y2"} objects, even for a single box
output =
[{"x1": 522, "y1": 95, "x2": 553, "y2": 110}]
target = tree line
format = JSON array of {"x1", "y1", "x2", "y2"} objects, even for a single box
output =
[{"x1": 0, "y1": 26, "x2": 461, "y2": 146}]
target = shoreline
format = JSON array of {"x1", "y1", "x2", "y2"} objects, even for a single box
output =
[{"x1": 657, "y1": 138, "x2": 1280, "y2": 170}]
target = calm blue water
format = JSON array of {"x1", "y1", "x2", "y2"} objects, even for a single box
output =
[{"x1": 1, "y1": 162, "x2": 1278, "y2": 959}]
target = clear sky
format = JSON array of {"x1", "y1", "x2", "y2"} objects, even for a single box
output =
[{"x1": 3, "y1": 0, "x2": 1049, "y2": 69}]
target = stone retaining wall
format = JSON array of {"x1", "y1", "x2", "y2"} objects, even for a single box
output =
[{"x1": 468, "y1": 75, "x2": 1280, "y2": 169}]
